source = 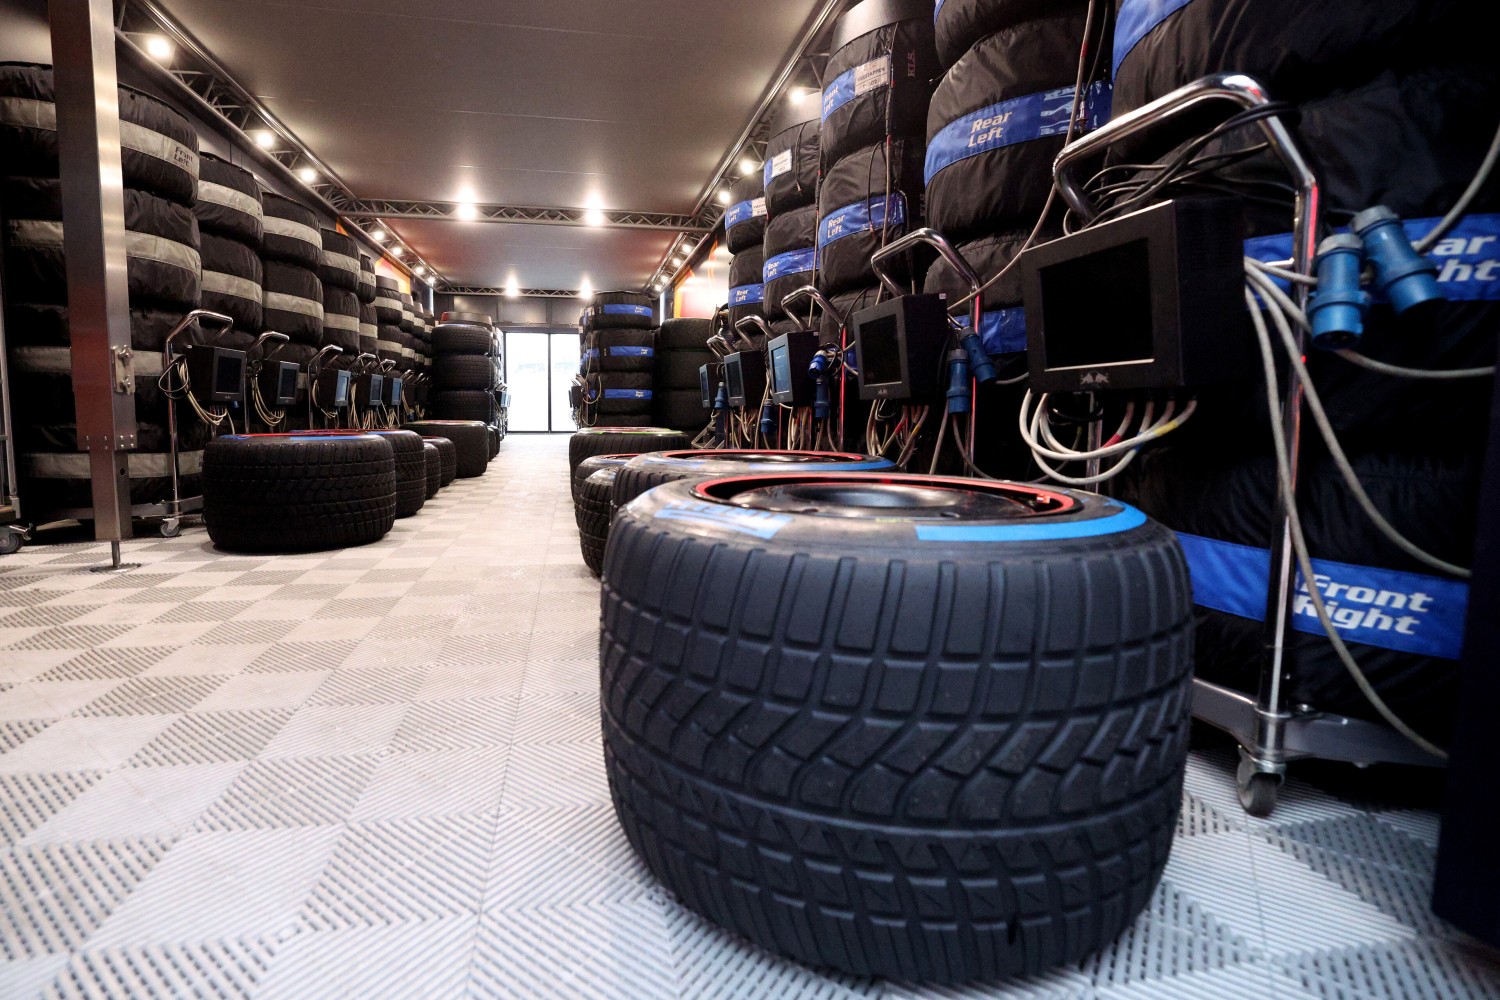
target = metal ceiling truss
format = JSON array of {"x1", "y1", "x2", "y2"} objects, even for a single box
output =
[
  {"x1": 444, "y1": 287, "x2": 582, "y2": 299},
  {"x1": 339, "y1": 200, "x2": 714, "y2": 234}
]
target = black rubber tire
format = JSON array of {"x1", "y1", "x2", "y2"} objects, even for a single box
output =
[
  {"x1": 584, "y1": 290, "x2": 656, "y2": 331},
  {"x1": 488, "y1": 424, "x2": 502, "y2": 460},
  {"x1": 357, "y1": 254, "x2": 377, "y2": 305},
  {"x1": 820, "y1": 285, "x2": 884, "y2": 345},
  {"x1": 652, "y1": 388, "x2": 710, "y2": 433},
  {"x1": 362, "y1": 430, "x2": 427, "y2": 518},
  {"x1": 404, "y1": 420, "x2": 489, "y2": 478},
  {"x1": 819, "y1": 5, "x2": 939, "y2": 166},
  {"x1": 2, "y1": 178, "x2": 201, "y2": 310},
  {"x1": 922, "y1": 228, "x2": 1041, "y2": 358},
  {"x1": 764, "y1": 113, "x2": 822, "y2": 218},
  {"x1": 399, "y1": 293, "x2": 416, "y2": 334},
  {"x1": 196, "y1": 152, "x2": 263, "y2": 245},
  {"x1": 572, "y1": 453, "x2": 638, "y2": 511},
  {"x1": 374, "y1": 276, "x2": 404, "y2": 326},
  {"x1": 589, "y1": 374, "x2": 655, "y2": 416},
  {"x1": 202, "y1": 433, "x2": 396, "y2": 552},
  {"x1": 935, "y1": 0, "x2": 1086, "y2": 70},
  {"x1": 435, "y1": 390, "x2": 496, "y2": 423},
  {"x1": 763, "y1": 204, "x2": 820, "y2": 322},
  {"x1": 422, "y1": 441, "x2": 442, "y2": 499},
  {"x1": 321, "y1": 285, "x2": 362, "y2": 353},
  {"x1": 728, "y1": 246, "x2": 767, "y2": 329},
  {"x1": 724, "y1": 172, "x2": 768, "y2": 254},
  {"x1": 358, "y1": 302, "x2": 379, "y2": 359},
  {"x1": 319, "y1": 229, "x2": 361, "y2": 292},
  {"x1": 613, "y1": 450, "x2": 895, "y2": 508},
  {"x1": 601, "y1": 475, "x2": 1195, "y2": 981},
  {"x1": 422, "y1": 435, "x2": 459, "y2": 487},
  {"x1": 200, "y1": 233, "x2": 264, "y2": 333},
  {"x1": 260, "y1": 193, "x2": 322, "y2": 268},
  {"x1": 569, "y1": 428, "x2": 689, "y2": 479},
  {"x1": 261, "y1": 260, "x2": 324, "y2": 346},
  {"x1": 434, "y1": 354, "x2": 497, "y2": 391},
  {"x1": 816, "y1": 139, "x2": 929, "y2": 297},
  {"x1": 657, "y1": 318, "x2": 715, "y2": 352},
  {"x1": 0, "y1": 62, "x2": 199, "y2": 205},
  {"x1": 432, "y1": 324, "x2": 495, "y2": 355},
  {"x1": 577, "y1": 467, "x2": 618, "y2": 577},
  {"x1": 440, "y1": 310, "x2": 493, "y2": 327},
  {"x1": 655, "y1": 348, "x2": 714, "y2": 390}
]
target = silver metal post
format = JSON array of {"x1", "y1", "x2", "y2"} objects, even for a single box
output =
[
  {"x1": 871, "y1": 228, "x2": 985, "y2": 346},
  {"x1": 1054, "y1": 73, "x2": 1322, "y2": 780},
  {"x1": 50, "y1": 0, "x2": 138, "y2": 544}
]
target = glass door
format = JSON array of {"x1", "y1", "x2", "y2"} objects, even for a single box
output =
[{"x1": 503, "y1": 330, "x2": 584, "y2": 432}]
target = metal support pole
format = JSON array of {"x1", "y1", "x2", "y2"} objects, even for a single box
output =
[{"x1": 49, "y1": 0, "x2": 138, "y2": 543}]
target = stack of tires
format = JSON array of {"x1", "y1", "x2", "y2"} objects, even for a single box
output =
[
  {"x1": 0, "y1": 61, "x2": 207, "y2": 513},
  {"x1": 816, "y1": 0, "x2": 938, "y2": 318},
  {"x1": 580, "y1": 291, "x2": 656, "y2": 428},
  {"x1": 921, "y1": 2, "x2": 1111, "y2": 360},
  {"x1": 318, "y1": 228, "x2": 362, "y2": 373},
  {"x1": 725, "y1": 168, "x2": 768, "y2": 338},
  {"x1": 356, "y1": 254, "x2": 379, "y2": 361},
  {"x1": 760, "y1": 104, "x2": 822, "y2": 339},
  {"x1": 196, "y1": 153, "x2": 263, "y2": 355},
  {"x1": 431, "y1": 313, "x2": 499, "y2": 428},
  {"x1": 1109, "y1": 0, "x2": 1497, "y2": 742},
  {"x1": 260, "y1": 192, "x2": 324, "y2": 427},
  {"x1": 398, "y1": 291, "x2": 419, "y2": 375},
  {"x1": 651, "y1": 318, "x2": 716, "y2": 432},
  {"x1": 373, "y1": 276, "x2": 406, "y2": 369}
]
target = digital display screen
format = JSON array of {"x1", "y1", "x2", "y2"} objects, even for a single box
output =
[
  {"x1": 387, "y1": 378, "x2": 404, "y2": 407},
  {"x1": 276, "y1": 364, "x2": 299, "y2": 404},
  {"x1": 1040, "y1": 237, "x2": 1155, "y2": 370},
  {"x1": 332, "y1": 370, "x2": 351, "y2": 407},
  {"x1": 725, "y1": 358, "x2": 745, "y2": 402},
  {"x1": 368, "y1": 374, "x2": 384, "y2": 404},
  {"x1": 858, "y1": 314, "x2": 902, "y2": 387},
  {"x1": 770, "y1": 345, "x2": 792, "y2": 395},
  {"x1": 214, "y1": 353, "x2": 243, "y2": 398}
]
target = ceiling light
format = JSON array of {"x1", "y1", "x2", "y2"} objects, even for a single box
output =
[
  {"x1": 578, "y1": 278, "x2": 594, "y2": 300},
  {"x1": 144, "y1": 35, "x2": 173, "y2": 60},
  {"x1": 371, "y1": 229, "x2": 388, "y2": 242},
  {"x1": 252, "y1": 129, "x2": 275, "y2": 149},
  {"x1": 414, "y1": 266, "x2": 428, "y2": 277},
  {"x1": 390, "y1": 245, "x2": 405, "y2": 258},
  {"x1": 717, "y1": 190, "x2": 732, "y2": 205},
  {"x1": 583, "y1": 208, "x2": 606, "y2": 227},
  {"x1": 739, "y1": 157, "x2": 757, "y2": 176},
  {"x1": 791, "y1": 87, "x2": 810, "y2": 106},
  {"x1": 504, "y1": 277, "x2": 521, "y2": 299},
  {"x1": 297, "y1": 166, "x2": 318, "y2": 184},
  {"x1": 455, "y1": 203, "x2": 479, "y2": 221},
  {"x1": 652, "y1": 283, "x2": 663, "y2": 293},
  {"x1": 671, "y1": 256, "x2": 684, "y2": 268}
]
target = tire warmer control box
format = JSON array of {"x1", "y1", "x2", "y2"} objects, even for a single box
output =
[
  {"x1": 849, "y1": 293, "x2": 950, "y2": 402},
  {"x1": 724, "y1": 351, "x2": 767, "y2": 409},
  {"x1": 260, "y1": 360, "x2": 301, "y2": 407},
  {"x1": 768, "y1": 330, "x2": 819, "y2": 406},
  {"x1": 186, "y1": 346, "x2": 247, "y2": 406},
  {"x1": 1020, "y1": 197, "x2": 1248, "y2": 392}
]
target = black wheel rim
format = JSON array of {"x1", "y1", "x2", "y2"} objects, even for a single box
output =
[{"x1": 694, "y1": 474, "x2": 1076, "y2": 521}]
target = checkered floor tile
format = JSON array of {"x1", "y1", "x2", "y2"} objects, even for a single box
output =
[{"x1": 1, "y1": 434, "x2": 1495, "y2": 999}]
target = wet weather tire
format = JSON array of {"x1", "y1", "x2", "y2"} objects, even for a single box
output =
[
  {"x1": 568, "y1": 428, "x2": 690, "y2": 482},
  {"x1": 577, "y1": 467, "x2": 618, "y2": 577},
  {"x1": 403, "y1": 420, "x2": 489, "y2": 478},
  {"x1": 601, "y1": 475, "x2": 1195, "y2": 982},
  {"x1": 611, "y1": 450, "x2": 894, "y2": 508}
]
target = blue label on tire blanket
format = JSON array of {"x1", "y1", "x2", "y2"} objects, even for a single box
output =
[
  {"x1": 1113, "y1": 0, "x2": 1197, "y2": 74},
  {"x1": 726, "y1": 198, "x2": 767, "y2": 230},
  {"x1": 654, "y1": 500, "x2": 793, "y2": 540},
  {"x1": 818, "y1": 195, "x2": 907, "y2": 248},
  {"x1": 730, "y1": 284, "x2": 765, "y2": 307},
  {"x1": 925, "y1": 81, "x2": 1113, "y2": 184},
  {"x1": 954, "y1": 307, "x2": 1028, "y2": 356},
  {"x1": 1245, "y1": 213, "x2": 1500, "y2": 303},
  {"x1": 583, "y1": 349, "x2": 600, "y2": 361},
  {"x1": 823, "y1": 55, "x2": 893, "y2": 122},
  {"x1": 603, "y1": 389, "x2": 652, "y2": 400},
  {"x1": 608, "y1": 346, "x2": 654, "y2": 358},
  {"x1": 1175, "y1": 532, "x2": 1468, "y2": 660},
  {"x1": 600, "y1": 304, "x2": 654, "y2": 318},
  {"x1": 764, "y1": 248, "x2": 818, "y2": 282},
  {"x1": 915, "y1": 502, "x2": 1147, "y2": 542},
  {"x1": 933, "y1": 0, "x2": 944, "y2": 22}
]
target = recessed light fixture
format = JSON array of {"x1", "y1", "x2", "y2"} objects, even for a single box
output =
[
  {"x1": 717, "y1": 190, "x2": 732, "y2": 205},
  {"x1": 252, "y1": 129, "x2": 276, "y2": 148},
  {"x1": 415, "y1": 266, "x2": 428, "y2": 277},
  {"x1": 455, "y1": 203, "x2": 479, "y2": 222},
  {"x1": 671, "y1": 256, "x2": 684, "y2": 268},
  {"x1": 297, "y1": 166, "x2": 318, "y2": 184},
  {"x1": 144, "y1": 35, "x2": 173, "y2": 60},
  {"x1": 739, "y1": 157, "x2": 757, "y2": 176},
  {"x1": 390, "y1": 245, "x2": 406, "y2": 258},
  {"x1": 372, "y1": 229, "x2": 388, "y2": 242}
]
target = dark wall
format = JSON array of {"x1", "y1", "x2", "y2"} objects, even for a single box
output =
[{"x1": 435, "y1": 294, "x2": 584, "y2": 331}]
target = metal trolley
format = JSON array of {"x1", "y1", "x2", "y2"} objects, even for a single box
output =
[
  {"x1": 4, "y1": 309, "x2": 238, "y2": 547},
  {"x1": 1049, "y1": 74, "x2": 1445, "y2": 815}
]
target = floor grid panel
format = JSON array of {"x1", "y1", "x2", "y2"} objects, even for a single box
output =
[{"x1": 0, "y1": 434, "x2": 1494, "y2": 999}]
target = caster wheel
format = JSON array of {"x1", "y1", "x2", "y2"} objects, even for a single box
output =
[
  {"x1": 1237, "y1": 758, "x2": 1280, "y2": 817},
  {"x1": 159, "y1": 518, "x2": 182, "y2": 539},
  {"x1": 0, "y1": 530, "x2": 22, "y2": 555}
]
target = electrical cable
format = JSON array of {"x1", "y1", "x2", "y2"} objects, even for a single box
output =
[
  {"x1": 1245, "y1": 266, "x2": 1472, "y2": 578},
  {"x1": 1246, "y1": 286, "x2": 1448, "y2": 760},
  {"x1": 1412, "y1": 117, "x2": 1500, "y2": 254},
  {"x1": 1334, "y1": 349, "x2": 1495, "y2": 380}
]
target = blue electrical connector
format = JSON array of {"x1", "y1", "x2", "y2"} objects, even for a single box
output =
[
  {"x1": 958, "y1": 331, "x2": 998, "y2": 385},
  {"x1": 1352, "y1": 206, "x2": 1443, "y2": 315},
  {"x1": 1307, "y1": 233, "x2": 1370, "y2": 349},
  {"x1": 759, "y1": 401, "x2": 777, "y2": 439},
  {"x1": 946, "y1": 350, "x2": 971, "y2": 415},
  {"x1": 809, "y1": 352, "x2": 831, "y2": 419}
]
